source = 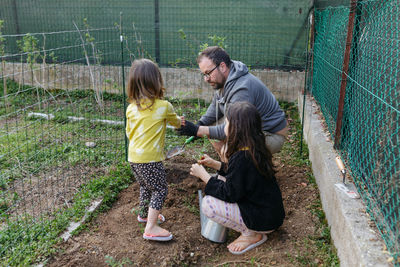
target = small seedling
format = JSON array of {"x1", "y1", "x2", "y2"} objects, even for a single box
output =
[{"x1": 105, "y1": 255, "x2": 132, "y2": 267}]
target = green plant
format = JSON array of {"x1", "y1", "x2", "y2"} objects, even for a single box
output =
[
  {"x1": 172, "y1": 29, "x2": 228, "y2": 67},
  {"x1": 17, "y1": 33, "x2": 43, "y2": 109},
  {"x1": 0, "y1": 196, "x2": 9, "y2": 214},
  {"x1": 129, "y1": 207, "x2": 145, "y2": 234},
  {"x1": 278, "y1": 102, "x2": 339, "y2": 266},
  {"x1": 190, "y1": 135, "x2": 211, "y2": 162},
  {"x1": 183, "y1": 195, "x2": 199, "y2": 216},
  {"x1": 17, "y1": 34, "x2": 39, "y2": 72},
  {"x1": 200, "y1": 34, "x2": 228, "y2": 52},
  {"x1": 14, "y1": 32, "x2": 57, "y2": 110},
  {"x1": 105, "y1": 255, "x2": 132, "y2": 267},
  {"x1": 52, "y1": 113, "x2": 70, "y2": 124},
  {"x1": 73, "y1": 19, "x2": 104, "y2": 110}
]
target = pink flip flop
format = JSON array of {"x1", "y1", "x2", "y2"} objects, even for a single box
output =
[
  {"x1": 228, "y1": 234, "x2": 268, "y2": 255},
  {"x1": 143, "y1": 233, "x2": 173, "y2": 242},
  {"x1": 137, "y1": 214, "x2": 165, "y2": 224}
]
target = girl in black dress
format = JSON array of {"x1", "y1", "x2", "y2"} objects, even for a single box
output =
[{"x1": 190, "y1": 101, "x2": 285, "y2": 254}]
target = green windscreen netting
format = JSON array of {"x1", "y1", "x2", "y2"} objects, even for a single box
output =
[
  {"x1": 312, "y1": 0, "x2": 399, "y2": 263},
  {"x1": 0, "y1": 0, "x2": 310, "y2": 69}
]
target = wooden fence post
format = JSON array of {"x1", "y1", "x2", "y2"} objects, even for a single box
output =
[{"x1": 334, "y1": 0, "x2": 358, "y2": 148}]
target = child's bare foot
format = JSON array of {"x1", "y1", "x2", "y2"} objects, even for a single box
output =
[
  {"x1": 145, "y1": 225, "x2": 171, "y2": 237},
  {"x1": 143, "y1": 208, "x2": 172, "y2": 241},
  {"x1": 143, "y1": 225, "x2": 173, "y2": 241},
  {"x1": 227, "y1": 233, "x2": 267, "y2": 255}
]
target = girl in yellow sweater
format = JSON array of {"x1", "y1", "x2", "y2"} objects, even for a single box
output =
[{"x1": 126, "y1": 59, "x2": 183, "y2": 241}]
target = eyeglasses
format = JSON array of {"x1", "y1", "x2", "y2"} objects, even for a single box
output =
[{"x1": 202, "y1": 64, "x2": 220, "y2": 79}]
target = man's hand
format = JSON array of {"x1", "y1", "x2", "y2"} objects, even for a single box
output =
[{"x1": 177, "y1": 120, "x2": 199, "y2": 137}]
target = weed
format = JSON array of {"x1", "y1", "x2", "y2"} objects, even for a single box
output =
[
  {"x1": 279, "y1": 102, "x2": 339, "y2": 266},
  {"x1": 183, "y1": 195, "x2": 199, "y2": 216},
  {"x1": 105, "y1": 255, "x2": 132, "y2": 267}
]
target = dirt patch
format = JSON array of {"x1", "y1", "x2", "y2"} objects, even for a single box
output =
[
  {"x1": 47, "y1": 136, "x2": 321, "y2": 266},
  {"x1": 7, "y1": 163, "x2": 104, "y2": 220}
]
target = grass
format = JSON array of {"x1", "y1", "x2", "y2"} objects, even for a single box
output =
[
  {"x1": 0, "y1": 162, "x2": 133, "y2": 266},
  {"x1": 105, "y1": 255, "x2": 133, "y2": 267},
  {"x1": 280, "y1": 101, "x2": 339, "y2": 266},
  {"x1": 0, "y1": 79, "x2": 128, "y2": 264},
  {"x1": 183, "y1": 195, "x2": 200, "y2": 216},
  {"x1": 0, "y1": 118, "x2": 125, "y2": 197},
  {"x1": 0, "y1": 79, "x2": 207, "y2": 265}
]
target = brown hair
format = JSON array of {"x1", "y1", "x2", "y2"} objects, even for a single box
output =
[
  {"x1": 126, "y1": 58, "x2": 164, "y2": 110},
  {"x1": 225, "y1": 102, "x2": 275, "y2": 179},
  {"x1": 197, "y1": 46, "x2": 232, "y2": 68}
]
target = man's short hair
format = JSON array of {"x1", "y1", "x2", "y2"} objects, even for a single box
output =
[{"x1": 197, "y1": 46, "x2": 232, "y2": 68}]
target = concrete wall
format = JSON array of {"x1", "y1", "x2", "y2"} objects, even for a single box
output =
[
  {"x1": 162, "y1": 67, "x2": 304, "y2": 103},
  {"x1": 298, "y1": 93, "x2": 390, "y2": 267},
  {"x1": 2, "y1": 62, "x2": 303, "y2": 103},
  {"x1": 2, "y1": 62, "x2": 124, "y2": 94}
]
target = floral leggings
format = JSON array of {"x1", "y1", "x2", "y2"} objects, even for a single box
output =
[
  {"x1": 202, "y1": 195, "x2": 273, "y2": 236},
  {"x1": 130, "y1": 162, "x2": 168, "y2": 218}
]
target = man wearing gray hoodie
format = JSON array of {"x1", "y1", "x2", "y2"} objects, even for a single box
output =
[{"x1": 178, "y1": 46, "x2": 288, "y2": 154}]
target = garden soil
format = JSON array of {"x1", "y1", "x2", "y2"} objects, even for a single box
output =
[{"x1": 47, "y1": 133, "x2": 323, "y2": 266}]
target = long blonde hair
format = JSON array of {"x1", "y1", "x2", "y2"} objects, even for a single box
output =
[{"x1": 127, "y1": 59, "x2": 165, "y2": 110}]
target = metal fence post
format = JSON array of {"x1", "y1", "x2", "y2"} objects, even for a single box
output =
[
  {"x1": 12, "y1": 0, "x2": 20, "y2": 35},
  {"x1": 154, "y1": 0, "x2": 160, "y2": 64},
  {"x1": 120, "y1": 12, "x2": 128, "y2": 161}
]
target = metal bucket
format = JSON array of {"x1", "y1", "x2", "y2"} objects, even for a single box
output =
[{"x1": 198, "y1": 190, "x2": 228, "y2": 243}]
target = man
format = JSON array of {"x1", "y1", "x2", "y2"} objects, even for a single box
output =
[{"x1": 179, "y1": 46, "x2": 288, "y2": 154}]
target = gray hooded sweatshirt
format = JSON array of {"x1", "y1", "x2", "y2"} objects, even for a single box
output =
[{"x1": 198, "y1": 60, "x2": 287, "y2": 140}]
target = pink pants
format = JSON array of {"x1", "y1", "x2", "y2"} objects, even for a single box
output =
[{"x1": 202, "y1": 195, "x2": 273, "y2": 236}]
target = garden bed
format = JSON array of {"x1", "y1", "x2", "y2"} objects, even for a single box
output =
[{"x1": 46, "y1": 106, "x2": 338, "y2": 266}]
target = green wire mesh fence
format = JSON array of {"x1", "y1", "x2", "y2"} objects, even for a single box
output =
[
  {"x1": 311, "y1": 0, "x2": 399, "y2": 263},
  {"x1": 0, "y1": 26, "x2": 127, "y2": 264}
]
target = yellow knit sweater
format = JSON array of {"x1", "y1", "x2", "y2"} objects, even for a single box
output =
[{"x1": 126, "y1": 99, "x2": 181, "y2": 163}]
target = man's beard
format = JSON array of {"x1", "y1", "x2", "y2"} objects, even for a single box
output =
[
  {"x1": 212, "y1": 82, "x2": 224, "y2": 90},
  {"x1": 212, "y1": 77, "x2": 225, "y2": 90},
  {"x1": 210, "y1": 71, "x2": 226, "y2": 90}
]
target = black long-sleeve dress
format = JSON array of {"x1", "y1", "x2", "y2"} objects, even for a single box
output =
[{"x1": 204, "y1": 150, "x2": 285, "y2": 231}]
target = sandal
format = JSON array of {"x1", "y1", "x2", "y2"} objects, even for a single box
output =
[
  {"x1": 228, "y1": 234, "x2": 268, "y2": 255},
  {"x1": 143, "y1": 232, "x2": 173, "y2": 242},
  {"x1": 137, "y1": 214, "x2": 165, "y2": 224}
]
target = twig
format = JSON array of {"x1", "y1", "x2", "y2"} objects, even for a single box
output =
[
  {"x1": 33, "y1": 72, "x2": 57, "y2": 103},
  {"x1": 72, "y1": 21, "x2": 103, "y2": 109},
  {"x1": 214, "y1": 260, "x2": 268, "y2": 267}
]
